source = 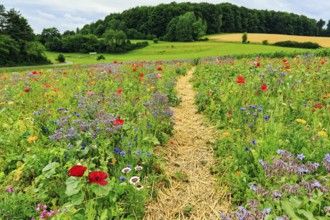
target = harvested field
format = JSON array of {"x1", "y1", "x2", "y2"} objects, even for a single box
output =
[{"x1": 209, "y1": 33, "x2": 330, "y2": 48}]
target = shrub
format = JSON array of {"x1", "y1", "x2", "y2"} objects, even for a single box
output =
[
  {"x1": 56, "y1": 54, "x2": 65, "y2": 63},
  {"x1": 274, "y1": 40, "x2": 321, "y2": 49},
  {"x1": 96, "y1": 55, "x2": 105, "y2": 60},
  {"x1": 242, "y1": 32, "x2": 248, "y2": 44},
  {"x1": 153, "y1": 38, "x2": 159, "y2": 43},
  {"x1": 262, "y1": 40, "x2": 269, "y2": 45}
]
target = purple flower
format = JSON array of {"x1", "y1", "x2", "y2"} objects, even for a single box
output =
[
  {"x1": 251, "y1": 140, "x2": 256, "y2": 145},
  {"x1": 261, "y1": 208, "x2": 271, "y2": 214},
  {"x1": 6, "y1": 187, "x2": 13, "y2": 193},
  {"x1": 264, "y1": 115, "x2": 270, "y2": 120},
  {"x1": 119, "y1": 177, "x2": 126, "y2": 181},
  {"x1": 296, "y1": 153, "x2": 305, "y2": 160},
  {"x1": 325, "y1": 153, "x2": 330, "y2": 163},
  {"x1": 240, "y1": 107, "x2": 246, "y2": 111},
  {"x1": 311, "y1": 180, "x2": 321, "y2": 188}
]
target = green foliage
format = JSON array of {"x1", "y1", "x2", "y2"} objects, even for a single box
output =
[
  {"x1": 242, "y1": 32, "x2": 248, "y2": 43},
  {"x1": 56, "y1": 53, "x2": 65, "y2": 63},
  {"x1": 262, "y1": 39, "x2": 269, "y2": 45},
  {"x1": 153, "y1": 38, "x2": 159, "y2": 43},
  {"x1": 0, "y1": 5, "x2": 50, "y2": 67},
  {"x1": 96, "y1": 54, "x2": 105, "y2": 60},
  {"x1": 274, "y1": 40, "x2": 322, "y2": 49},
  {"x1": 165, "y1": 12, "x2": 207, "y2": 42}
]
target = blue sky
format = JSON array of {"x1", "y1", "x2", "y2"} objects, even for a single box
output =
[{"x1": 2, "y1": 0, "x2": 330, "y2": 34}]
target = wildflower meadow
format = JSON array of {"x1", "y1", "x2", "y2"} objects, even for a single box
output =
[
  {"x1": 0, "y1": 61, "x2": 188, "y2": 219},
  {"x1": 193, "y1": 54, "x2": 329, "y2": 219},
  {"x1": 0, "y1": 51, "x2": 329, "y2": 220}
]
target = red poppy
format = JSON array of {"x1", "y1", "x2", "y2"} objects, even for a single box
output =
[
  {"x1": 32, "y1": 70, "x2": 38, "y2": 74},
  {"x1": 314, "y1": 103, "x2": 322, "y2": 109},
  {"x1": 285, "y1": 66, "x2": 291, "y2": 70},
  {"x1": 114, "y1": 117, "x2": 124, "y2": 126},
  {"x1": 68, "y1": 165, "x2": 87, "y2": 177},
  {"x1": 260, "y1": 84, "x2": 268, "y2": 91},
  {"x1": 24, "y1": 87, "x2": 31, "y2": 92},
  {"x1": 282, "y1": 59, "x2": 288, "y2": 64},
  {"x1": 255, "y1": 62, "x2": 260, "y2": 67},
  {"x1": 236, "y1": 76, "x2": 245, "y2": 84},
  {"x1": 116, "y1": 88, "x2": 123, "y2": 95},
  {"x1": 139, "y1": 73, "x2": 144, "y2": 78},
  {"x1": 157, "y1": 67, "x2": 163, "y2": 71},
  {"x1": 88, "y1": 171, "x2": 108, "y2": 186}
]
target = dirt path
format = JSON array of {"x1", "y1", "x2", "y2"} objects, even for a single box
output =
[{"x1": 144, "y1": 67, "x2": 230, "y2": 220}]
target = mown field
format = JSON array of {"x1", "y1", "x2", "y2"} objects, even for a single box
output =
[{"x1": 209, "y1": 33, "x2": 330, "y2": 48}]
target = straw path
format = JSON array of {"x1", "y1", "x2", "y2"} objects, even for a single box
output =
[{"x1": 143, "y1": 67, "x2": 231, "y2": 220}]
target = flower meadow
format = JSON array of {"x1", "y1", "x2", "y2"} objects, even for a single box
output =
[
  {"x1": 193, "y1": 55, "x2": 329, "y2": 219},
  {"x1": 0, "y1": 61, "x2": 189, "y2": 219}
]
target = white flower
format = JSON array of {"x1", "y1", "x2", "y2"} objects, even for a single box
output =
[
  {"x1": 136, "y1": 184, "x2": 143, "y2": 190},
  {"x1": 121, "y1": 167, "x2": 131, "y2": 174},
  {"x1": 135, "y1": 165, "x2": 143, "y2": 171},
  {"x1": 129, "y1": 176, "x2": 140, "y2": 184}
]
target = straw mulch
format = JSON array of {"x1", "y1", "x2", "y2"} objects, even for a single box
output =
[{"x1": 143, "y1": 67, "x2": 231, "y2": 220}]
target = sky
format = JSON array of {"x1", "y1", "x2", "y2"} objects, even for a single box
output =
[{"x1": 2, "y1": 0, "x2": 330, "y2": 34}]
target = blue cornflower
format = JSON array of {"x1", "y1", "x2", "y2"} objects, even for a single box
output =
[
  {"x1": 252, "y1": 140, "x2": 256, "y2": 145},
  {"x1": 146, "y1": 152, "x2": 151, "y2": 156},
  {"x1": 258, "y1": 106, "x2": 263, "y2": 111},
  {"x1": 58, "y1": 107, "x2": 63, "y2": 111},
  {"x1": 245, "y1": 147, "x2": 249, "y2": 151},
  {"x1": 119, "y1": 177, "x2": 126, "y2": 181},
  {"x1": 114, "y1": 148, "x2": 120, "y2": 154},
  {"x1": 303, "y1": 104, "x2": 308, "y2": 107},
  {"x1": 252, "y1": 113, "x2": 258, "y2": 117},
  {"x1": 250, "y1": 105, "x2": 257, "y2": 109},
  {"x1": 81, "y1": 142, "x2": 87, "y2": 150},
  {"x1": 136, "y1": 151, "x2": 142, "y2": 156},
  {"x1": 264, "y1": 115, "x2": 270, "y2": 120},
  {"x1": 120, "y1": 151, "x2": 126, "y2": 156},
  {"x1": 240, "y1": 107, "x2": 246, "y2": 111}
]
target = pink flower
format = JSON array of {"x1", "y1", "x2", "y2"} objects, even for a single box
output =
[
  {"x1": 156, "y1": 74, "x2": 162, "y2": 78},
  {"x1": 6, "y1": 186, "x2": 13, "y2": 193}
]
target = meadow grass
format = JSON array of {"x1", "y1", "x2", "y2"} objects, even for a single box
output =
[{"x1": 0, "y1": 39, "x2": 312, "y2": 73}]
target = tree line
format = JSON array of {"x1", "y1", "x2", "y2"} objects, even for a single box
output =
[
  {"x1": 78, "y1": 2, "x2": 330, "y2": 40},
  {"x1": 0, "y1": 5, "x2": 50, "y2": 67}
]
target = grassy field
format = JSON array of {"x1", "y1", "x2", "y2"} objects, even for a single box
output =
[
  {"x1": 209, "y1": 33, "x2": 330, "y2": 47},
  {"x1": 0, "y1": 35, "x2": 320, "y2": 72},
  {"x1": 44, "y1": 41, "x2": 307, "y2": 64}
]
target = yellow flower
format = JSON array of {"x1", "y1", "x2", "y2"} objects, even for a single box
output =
[
  {"x1": 221, "y1": 132, "x2": 231, "y2": 138},
  {"x1": 317, "y1": 131, "x2": 327, "y2": 137},
  {"x1": 296, "y1": 119, "x2": 306, "y2": 124},
  {"x1": 8, "y1": 101, "x2": 14, "y2": 105},
  {"x1": 27, "y1": 136, "x2": 37, "y2": 143}
]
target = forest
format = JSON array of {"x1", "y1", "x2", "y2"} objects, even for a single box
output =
[{"x1": 1, "y1": 2, "x2": 330, "y2": 66}]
